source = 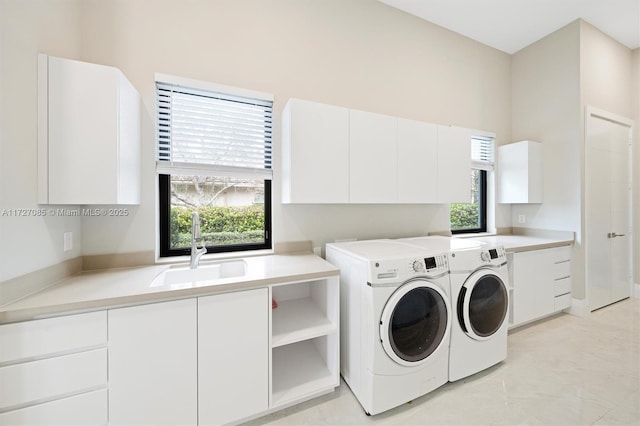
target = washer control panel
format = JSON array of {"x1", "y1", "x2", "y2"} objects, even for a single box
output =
[
  {"x1": 409, "y1": 254, "x2": 448, "y2": 274},
  {"x1": 369, "y1": 253, "x2": 449, "y2": 283}
]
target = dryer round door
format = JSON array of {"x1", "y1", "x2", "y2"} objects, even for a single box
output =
[
  {"x1": 379, "y1": 279, "x2": 451, "y2": 367},
  {"x1": 458, "y1": 269, "x2": 508, "y2": 341}
]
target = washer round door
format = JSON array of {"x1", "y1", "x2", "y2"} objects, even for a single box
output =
[
  {"x1": 379, "y1": 279, "x2": 451, "y2": 367},
  {"x1": 458, "y1": 269, "x2": 509, "y2": 340}
]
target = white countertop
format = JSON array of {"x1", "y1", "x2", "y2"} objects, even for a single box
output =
[
  {"x1": 462, "y1": 234, "x2": 573, "y2": 252},
  {"x1": 0, "y1": 253, "x2": 339, "y2": 324}
]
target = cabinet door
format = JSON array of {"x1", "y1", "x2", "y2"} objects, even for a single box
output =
[
  {"x1": 397, "y1": 118, "x2": 438, "y2": 203},
  {"x1": 41, "y1": 55, "x2": 139, "y2": 205},
  {"x1": 437, "y1": 125, "x2": 472, "y2": 203},
  {"x1": 108, "y1": 299, "x2": 197, "y2": 426},
  {"x1": 349, "y1": 109, "x2": 397, "y2": 203},
  {"x1": 48, "y1": 56, "x2": 119, "y2": 204},
  {"x1": 282, "y1": 99, "x2": 349, "y2": 203},
  {"x1": 511, "y1": 250, "x2": 555, "y2": 326},
  {"x1": 198, "y1": 288, "x2": 269, "y2": 425}
]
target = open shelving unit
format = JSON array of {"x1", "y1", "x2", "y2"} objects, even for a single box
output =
[{"x1": 269, "y1": 277, "x2": 339, "y2": 408}]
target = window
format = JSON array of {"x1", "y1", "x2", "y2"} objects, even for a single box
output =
[
  {"x1": 450, "y1": 137, "x2": 494, "y2": 234},
  {"x1": 156, "y1": 76, "x2": 273, "y2": 256}
]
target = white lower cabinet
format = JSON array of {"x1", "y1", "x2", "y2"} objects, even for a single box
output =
[
  {"x1": 108, "y1": 299, "x2": 198, "y2": 426},
  {"x1": 106, "y1": 278, "x2": 338, "y2": 425},
  {"x1": 270, "y1": 278, "x2": 340, "y2": 408},
  {"x1": 0, "y1": 277, "x2": 338, "y2": 426},
  {"x1": 0, "y1": 389, "x2": 107, "y2": 426},
  {"x1": 0, "y1": 311, "x2": 108, "y2": 426},
  {"x1": 198, "y1": 289, "x2": 269, "y2": 425},
  {"x1": 510, "y1": 246, "x2": 572, "y2": 327}
]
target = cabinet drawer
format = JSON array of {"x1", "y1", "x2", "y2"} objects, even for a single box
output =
[
  {"x1": 554, "y1": 276, "x2": 572, "y2": 296},
  {"x1": 0, "y1": 311, "x2": 106, "y2": 364},
  {"x1": 0, "y1": 388, "x2": 107, "y2": 426},
  {"x1": 0, "y1": 348, "x2": 106, "y2": 410},
  {"x1": 550, "y1": 245, "x2": 572, "y2": 262},
  {"x1": 551, "y1": 259, "x2": 571, "y2": 280},
  {"x1": 554, "y1": 293, "x2": 572, "y2": 311}
]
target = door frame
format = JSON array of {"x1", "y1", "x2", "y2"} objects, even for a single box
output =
[{"x1": 584, "y1": 106, "x2": 634, "y2": 311}]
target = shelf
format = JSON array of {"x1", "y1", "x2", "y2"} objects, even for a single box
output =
[
  {"x1": 271, "y1": 339, "x2": 337, "y2": 407},
  {"x1": 271, "y1": 298, "x2": 336, "y2": 348}
]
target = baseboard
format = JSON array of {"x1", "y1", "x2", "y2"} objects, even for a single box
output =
[
  {"x1": 82, "y1": 250, "x2": 155, "y2": 271},
  {"x1": 567, "y1": 298, "x2": 590, "y2": 317}
]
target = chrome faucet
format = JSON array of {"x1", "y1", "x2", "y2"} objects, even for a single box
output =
[{"x1": 190, "y1": 211, "x2": 207, "y2": 269}]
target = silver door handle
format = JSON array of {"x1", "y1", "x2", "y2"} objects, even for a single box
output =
[{"x1": 607, "y1": 232, "x2": 625, "y2": 238}]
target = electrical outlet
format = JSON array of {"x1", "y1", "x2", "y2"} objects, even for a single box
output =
[
  {"x1": 64, "y1": 232, "x2": 73, "y2": 252},
  {"x1": 518, "y1": 215, "x2": 526, "y2": 224}
]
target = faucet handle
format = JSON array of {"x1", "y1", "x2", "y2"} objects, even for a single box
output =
[{"x1": 192, "y1": 211, "x2": 201, "y2": 239}]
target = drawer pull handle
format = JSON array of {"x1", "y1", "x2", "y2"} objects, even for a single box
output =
[
  {"x1": 554, "y1": 276, "x2": 571, "y2": 281},
  {"x1": 554, "y1": 259, "x2": 570, "y2": 264}
]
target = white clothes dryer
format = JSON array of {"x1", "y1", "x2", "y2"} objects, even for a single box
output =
[
  {"x1": 326, "y1": 240, "x2": 452, "y2": 415},
  {"x1": 401, "y1": 236, "x2": 510, "y2": 381}
]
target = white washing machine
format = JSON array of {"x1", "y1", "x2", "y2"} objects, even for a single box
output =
[
  {"x1": 401, "y1": 236, "x2": 510, "y2": 382},
  {"x1": 326, "y1": 240, "x2": 452, "y2": 415}
]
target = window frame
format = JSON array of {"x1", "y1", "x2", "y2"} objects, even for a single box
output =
[
  {"x1": 155, "y1": 75, "x2": 273, "y2": 257},
  {"x1": 450, "y1": 169, "x2": 487, "y2": 235},
  {"x1": 159, "y1": 175, "x2": 272, "y2": 257},
  {"x1": 451, "y1": 134, "x2": 494, "y2": 235}
]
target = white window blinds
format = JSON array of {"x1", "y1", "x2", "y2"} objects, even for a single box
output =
[
  {"x1": 471, "y1": 137, "x2": 495, "y2": 171},
  {"x1": 156, "y1": 81, "x2": 273, "y2": 180}
]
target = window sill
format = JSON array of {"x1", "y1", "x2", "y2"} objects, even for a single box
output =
[
  {"x1": 156, "y1": 248, "x2": 274, "y2": 266},
  {"x1": 452, "y1": 232, "x2": 497, "y2": 239}
]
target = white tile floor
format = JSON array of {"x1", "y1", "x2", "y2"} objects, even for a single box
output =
[{"x1": 247, "y1": 298, "x2": 640, "y2": 425}]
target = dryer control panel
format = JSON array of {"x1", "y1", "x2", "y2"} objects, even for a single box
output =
[
  {"x1": 448, "y1": 245, "x2": 507, "y2": 270},
  {"x1": 480, "y1": 246, "x2": 507, "y2": 265}
]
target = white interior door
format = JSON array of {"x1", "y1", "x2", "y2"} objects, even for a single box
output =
[{"x1": 586, "y1": 108, "x2": 633, "y2": 311}]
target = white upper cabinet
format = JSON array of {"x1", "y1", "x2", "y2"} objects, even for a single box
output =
[
  {"x1": 436, "y1": 125, "x2": 472, "y2": 203},
  {"x1": 349, "y1": 109, "x2": 398, "y2": 203},
  {"x1": 498, "y1": 140, "x2": 543, "y2": 204},
  {"x1": 281, "y1": 99, "x2": 349, "y2": 203},
  {"x1": 281, "y1": 98, "x2": 479, "y2": 205},
  {"x1": 397, "y1": 118, "x2": 438, "y2": 203},
  {"x1": 38, "y1": 54, "x2": 140, "y2": 205}
]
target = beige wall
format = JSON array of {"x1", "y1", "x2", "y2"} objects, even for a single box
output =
[
  {"x1": 580, "y1": 21, "x2": 635, "y2": 294},
  {"x1": 511, "y1": 21, "x2": 584, "y2": 297},
  {"x1": 511, "y1": 19, "x2": 636, "y2": 301},
  {"x1": 0, "y1": 0, "x2": 512, "y2": 281},
  {"x1": 0, "y1": 0, "x2": 83, "y2": 281},
  {"x1": 511, "y1": 21, "x2": 582, "y2": 232},
  {"x1": 4, "y1": 1, "x2": 633, "y2": 293},
  {"x1": 580, "y1": 21, "x2": 633, "y2": 118},
  {"x1": 75, "y1": 0, "x2": 512, "y2": 257}
]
